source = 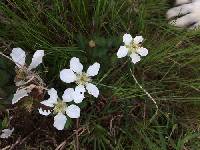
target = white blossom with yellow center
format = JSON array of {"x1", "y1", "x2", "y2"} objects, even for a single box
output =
[
  {"x1": 60, "y1": 57, "x2": 100, "y2": 102},
  {"x1": 38, "y1": 88, "x2": 80, "y2": 130},
  {"x1": 117, "y1": 34, "x2": 148, "y2": 64}
]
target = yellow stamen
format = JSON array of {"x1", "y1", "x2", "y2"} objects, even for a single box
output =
[
  {"x1": 54, "y1": 100, "x2": 67, "y2": 114},
  {"x1": 76, "y1": 72, "x2": 91, "y2": 85},
  {"x1": 126, "y1": 42, "x2": 141, "y2": 55}
]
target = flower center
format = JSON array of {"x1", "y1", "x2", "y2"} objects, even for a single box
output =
[
  {"x1": 16, "y1": 68, "x2": 28, "y2": 80},
  {"x1": 76, "y1": 72, "x2": 91, "y2": 85},
  {"x1": 54, "y1": 100, "x2": 67, "y2": 114},
  {"x1": 126, "y1": 42, "x2": 140, "y2": 55}
]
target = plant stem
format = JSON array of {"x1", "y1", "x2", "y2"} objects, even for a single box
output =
[
  {"x1": 75, "y1": 118, "x2": 80, "y2": 150},
  {"x1": 130, "y1": 69, "x2": 159, "y2": 123},
  {"x1": 0, "y1": 52, "x2": 14, "y2": 62}
]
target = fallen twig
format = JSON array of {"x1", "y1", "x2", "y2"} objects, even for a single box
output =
[{"x1": 2, "y1": 145, "x2": 11, "y2": 150}]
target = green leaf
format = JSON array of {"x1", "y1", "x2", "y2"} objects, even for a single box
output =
[
  {"x1": 2, "y1": 116, "x2": 9, "y2": 128},
  {"x1": 92, "y1": 47, "x2": 108, "y2": 57},
  {"x1": 0, "y1": 69, "x2": 10, "y2": 87}
]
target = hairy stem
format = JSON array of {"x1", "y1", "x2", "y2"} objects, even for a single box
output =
[{"x1": 130, "y1": 69, "x2": 159, "y2": 123}]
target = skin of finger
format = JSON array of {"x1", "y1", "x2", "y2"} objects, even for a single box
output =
[
  {"x1": 167, "y1": 3, "x2": 192, "y2": 19},
  {"x1": 176, "y1": 0, "x2": 191, "y2": 5},
  {"x1": 170, "y1": 13, "x2": 195, "y2": 27}
]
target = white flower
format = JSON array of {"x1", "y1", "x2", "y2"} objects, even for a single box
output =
[
  {"x1": 39, "y1": 88, "x2": 80, "y2": 130},
  {"x1": 60, "y1": 57, "x2": 100, "y2": 101},
  {"x1": 0, "y1": 128, "x2": 14, "y2": 138},
  {"x1": 117, "y1": 34, "x2": 148, "y2": 64},
  {"x1": 10, "y1": 48, "x2": 45, "y2": 104}
]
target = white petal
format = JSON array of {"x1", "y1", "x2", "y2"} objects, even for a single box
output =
[
  {"x1": 66, "y1": 104, "x2": 80, "y2": 118},
  {"x1": 136, "y1": 47, "x2": 148, "y2": 56},
  {"x1": 60, "y1": 69, "x2": 76, "y2": 83},
  {"x1": 70, "y1": 85, "x2": 86, "y2": 103},
  {"x1": 0, "y1": 128, "x2": 14, "y2": 139},
  {"x1": 130, "y1": 53, "x2": 141, "y2": 64},
  {"x1": 10, "y1": 48, "x2": 26, "y2": 68},
  {"x1": 73, "y1": 93, "x2": 85, "y2": 103},
  {"x1": 123, "y1": 34, "x2": 133, "y2": 45},
  {"x1": 53, "y1": 113, "x2": 67, "y2": 130},
  {"x1": 48, "y1": 88, "x2": 58, "y2": 102},
  {"x1": 62, "y1": 88, "x2": 74, "y2": 102},
  {"x1": 15, "y1": 81, "x2": 26, "y2": 87},
  {"x1": 38, "y1": 108, "x2": 51, "y2": 116},
  {"x1": 86, "y1": 83, "x2": 99, "y2": 98},
  {"x1": 75, "y1": 85, "x2": 86, "y2": 94},
  {"x1": 28, "y1": 50, "x2": 44, "y2": 70},
  {"x1": 40, "y1": 100, "x2": 54, "y2": 107},
  {"x1": 133, "y1": 36, "x2": 143, "y2": 44},
  {"x1": 40, "y1": 88, "x2": 58, "y2": 107},
  {"x1": 70, "y1": 57, "x2": 83, "y2": 74},
  {"x1": 12, "y1": 88, "x2": 28, "y2": 104},
  {"x1": 86, "y1": 62, "x2": 100, "y2": 77},
  {"x1": 117, "y1": 46, "x2": 129, "y2": 58}
]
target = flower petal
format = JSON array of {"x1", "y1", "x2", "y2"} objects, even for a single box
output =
[
  {"x1": 15, "y1": 81, "x2": 26, "y2": 87},
  {"x1": 75, "y1": 85, "x2": 86, "y2": 94},
  {"x1": 0, "y1": 128, "x2": 14, "y2": 139},
  {"x1": 28, "y1": 50, "x2": 44, "y2": 70},
  {"x1": 70, "y1": 57, "x2": 83, "y2": 74},
  {"x1": 10, "y1": 48, "x2": 26, "y2": 68},
  {"x1": 123, "y1": 34, "x2": 133, "y2": 45},
  {"x1": 130, "y1": 53, "x2": 141, "y2": 64},
  {"x1": 62, "y1": 88, "x2": 74, "y2": 102},
  {"x1": 136, "y1": 47, "x2": 148, "y2": 56},
  {"x1": 60, "y1": 69, "x2": 76, "y2": 83},
  {"x1": 133, "y1": 36, "x2": 143, "y2": 44},
  {"x1": 66, "y1": 104, "x2": 80, "y2": 118},
  {"x1": 117, "y1": 46, "x2": 128, "y2": 58},
  {"x1": 40, "y1": 100, "x2": 54, "y2": 107},
  {"x1": 53, "y1": 113, "x2": 67, "y2": 130},
  {"x1": 86, "y1": 62, "x2": 100, "y2": 77},
  {"x1": 38, "y1": 108, "x2": 51, "y2": 116},
  {"x1": 40, "y1": 88, "x2": 58, "y2": 107},
  {"x1": 48, "y1": 88, "x2": 58, "y2": 102},
  {"x1": 12, "y1": 88, "x2": 28, "y2": 104},
  {"x1": 72, "y1": 87, "x2": 85, "y2": 104},
  {"x1": 73, "y1": 93, "x2": 85, "y2": 103},
  {"x1": 86, "y1": 83, "x2": 99, "y2": 98}
]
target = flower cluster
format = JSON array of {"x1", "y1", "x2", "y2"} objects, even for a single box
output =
[
  {"x1": 3, "y1": 33, "x2": 148, "y2": 133},
  {"x1": 38, "y1": 57, "x2": 100, "y2": 130}
]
